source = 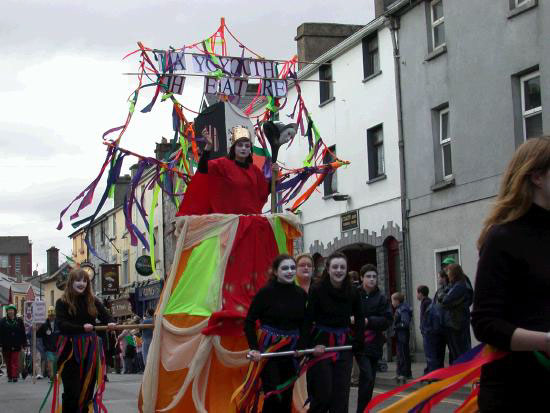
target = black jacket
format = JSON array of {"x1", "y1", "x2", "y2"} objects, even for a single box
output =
[
  {"x1": 55, "y1": 296, "x2": 113, "y2": 335},
  {"x1": 358, "y1": 287, "x2": 392, "y2": 359},
  {"x1": 304, "y1": 277, "x2": 365, "y2": 352},
  {"x1": 0, "y1": 316, "x2": 27, "y2": 351},
  {"x1": 37, "y1": 319, "x2": 59, "y2": 352},
  {"x1": 441, "y1": 279, "x2": 473, "y2": 331}
]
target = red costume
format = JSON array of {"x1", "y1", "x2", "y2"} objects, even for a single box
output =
[{"x1": 177, "y1": 157, "x2": 269, "y2": 216}]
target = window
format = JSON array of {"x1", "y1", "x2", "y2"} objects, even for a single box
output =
[
  {"x1": 367, "y1": 125, "x2": 385, "y2": 180},
  {"x1": 439, "y1": 108, "x2": 453, "y2": 179},
  {"x1": 362, "y1": 33, "x2": 380, "y2": 79},
  {"x1": 323, "y1": 145, "x2": 338, "y2": 196},
  {"x1": 434, "y1": 247, "x2": 460, "y2": 287},
  {"x1": 100, "y1": 221, "x2": 106, "y2": 245},
  {"x1": 0, "y1": 255, "x2": 8, "y2": 268},
  {"x1": 122, "y1": 250, "x2": 129, "y2": 284},
  {"x1": 112, "y1": 215, "x2": 117, "y2": 239},
  {"x1": 50, "y1": 290, "x2": 54, "y2": 306},
  {"x1": 430, "y1": 0, "x2": 445, "y2": 49},
  {"x1": 520, "y1": 71, "x2": 543, "y2": 139},
  {"x1": 319, "y1": 63, "x2": 334, "y2": 105},
  {"x1": 15, "y1": 256, "x2": 21, "y2": 275}
]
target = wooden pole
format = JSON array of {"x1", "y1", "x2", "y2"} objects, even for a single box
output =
[
  {"x1": 32, "y1": 323, "x2": 36, "y2": 384},
  {"x1": 94, "y1": 324, "x2": 153, "y2": 331}
]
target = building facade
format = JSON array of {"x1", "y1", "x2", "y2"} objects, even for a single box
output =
[
  {"x1": 383, "y1": 0, "x2": 548, "y2": 347},
  {"x1": 0, "y1": 236, "x2": 33, "y2": 278}
]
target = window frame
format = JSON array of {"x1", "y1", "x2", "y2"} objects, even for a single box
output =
[
  {"x1": 367, "y1": 125, "x2": 386, "y2": 180},
  {"x1": 433, "y1": 245, "x2": 461, "y2": 289},
  {"x1": 0, "y1": 255, "x2": 8, "y2": 268},
  {"x1": 319, "y1": 62, "x2": 334, "y2": 105},
  {"x1": 520, "y1": 71, "x2": 542, "y2": 140},
  {"x1": 439, "y1": 107, "x2": 453, "y2": 179},
  {"x1": 430, "y1": 0, "x2": 445, "y2": 50},
  {"x1": 362, "y1": 33, "x2": 380, "y2": 79}
]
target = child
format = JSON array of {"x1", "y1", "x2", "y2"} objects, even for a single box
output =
[
  {"x1": 417, "y1": 285, "x2": 437, "y2": 374},
  {"x1": 391, "y1": 292, "x2": 412, "y2": 383}
]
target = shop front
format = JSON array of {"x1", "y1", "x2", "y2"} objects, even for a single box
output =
[{"x1": 135, "y1": 280, "x2": 163, "y2": 317}]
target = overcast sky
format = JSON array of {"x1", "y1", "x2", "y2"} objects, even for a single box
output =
[{"x1": 0, "y1": 0, "x2": 374, "y2": 274}]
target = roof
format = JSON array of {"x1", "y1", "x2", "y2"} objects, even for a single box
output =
[
  {"x1": 0, "y1": 236, "x2": 31, "y2": 255},
  {"x1": 9, "y1": 282, "x2": 33, "y2": 294},
  {"x1": 41, "y1": 261, "x2": 70, "y2": 283}
]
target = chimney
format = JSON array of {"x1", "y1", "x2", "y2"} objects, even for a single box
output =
[
  {"x1": 47, "y1": 246, "x2": 59, "y2": 276},
  {"x1": 295, "y1": 23, "x2": 363, "y2": 69},
  {"x1": 155, "y1": 137, "x2": 173, "y2": 161},
  {"x1": 114, "y1": 174, "x2": 132, "y2": 209}
]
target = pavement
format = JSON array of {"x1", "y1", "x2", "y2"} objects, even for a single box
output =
[{"x1": 0, "y1": 362, "x2": 466, "y2": 412}]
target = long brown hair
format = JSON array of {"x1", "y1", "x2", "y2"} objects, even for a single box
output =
[
  {"x1": 446, "y1": 264, "x2": 466, "y2": 283},
  {"x1": 478, "y1": 136, "x2": 550, "y2": 248},
  {"x1": 61, "y1": 268, "x2": 97, "y2": 318}
]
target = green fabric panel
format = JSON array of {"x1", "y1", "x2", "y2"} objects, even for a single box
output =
[
  {"x1": 273, "y1": 217, "x2": 288, "y2": 254},
  {"x1": 163, "y1": 236, "x2": 221, "y2": 317}
]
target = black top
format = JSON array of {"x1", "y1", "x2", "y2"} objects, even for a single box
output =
[
  {"x1": 472, "y1": 203, "x2": 550, "y2": 350},
  {"x1": 55, "y1": 296, "x2": 114, "y2": 335},
  {"x1": 244, "y1": 279, "x2": 308, "y2": 350},
  {"x1": 304, "y1": 277, "x2": 365, "y2": 351},
  {"x1": 471, "y1": 203, "x2": 550, "y2": 399},
  {"x1": 37, "y1": 319, "x2": 59, "y2": 352},
  {"x1": 0, "y1": 316, "x2": 27, "y2": 351},
  {"x1": 359, "y1": 287, "x2": 392, "y2": 358}
]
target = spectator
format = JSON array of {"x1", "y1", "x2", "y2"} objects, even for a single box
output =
[
  {"x1": 417, "y1": 285, "x2": 437, "y2": 374},
  {"x1": 441, "y1": 264, "x2": 472, "y2": 364},
  {"x1": 141, "y1": 308, "x2": 154, "y2": 366},
  {"x1": 37, "y1": 306, "x2": 59, "y2": 381},
  {"x1": 355, "y1": 264, "x2": 392, "y2": 413},
  {"x1": 391, "y1": 292, "x2": 412, "y2": 383},
  {"x1": 0, "y1": 304, "x2": 27, "y2": 382},
  {"x1": 295, "y1": 253, "x2": 314, "y2": 293}
]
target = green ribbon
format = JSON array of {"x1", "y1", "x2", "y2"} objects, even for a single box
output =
[{"x1": 534, "y1": 351, "x2": 550, "y2": 371}]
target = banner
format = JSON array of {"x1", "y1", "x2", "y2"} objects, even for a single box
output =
[
  {"x1": 101, "y1": 264, "x2": 120, "y2": 295},
  {"x1": 155, "y1": 52, "x2": 288, "y2": 97}
]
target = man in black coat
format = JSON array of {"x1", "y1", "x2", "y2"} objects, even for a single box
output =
[{"x1": 0, "y1": 304, "x2": 27, "y2": 382}]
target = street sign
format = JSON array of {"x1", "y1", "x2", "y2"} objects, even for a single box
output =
[
  {"x1": 101, "y1": 264, "x2": 120, "y2": 295},
  {"x1": 32, "y1": 301, "x2": 47, "y2": 324},
  {"x1": 136, "y1": 255, "x2": 153, "y2": 276}
]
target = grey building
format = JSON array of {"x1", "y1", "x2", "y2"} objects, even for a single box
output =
[{"x1": 380, "y1": 0, "x2": 548, "y2": 347}]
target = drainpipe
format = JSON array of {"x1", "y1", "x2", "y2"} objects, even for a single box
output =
[{"x1": 389, "y1": 17, "x2": 413, "y2": 308}]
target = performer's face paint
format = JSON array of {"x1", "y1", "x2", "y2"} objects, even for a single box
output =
[
  {"x1": 73, "y1": 277, "x2": 88, "y2": 294},
  {"x1": 234, "y1": 139, "x2": 251, "y2": 161},
  {"x1": 328, "y1": 258, "x2": 347, "y2": 287},
  {"x1": 362, "y1": 271, "x2": 378, "y2": 291},
  {"x1": 296, "y1": 258, "x2": 313, "y2": 280},
  {"x1": 275, "y1": 259, "x2": 297, "y2": 284}
]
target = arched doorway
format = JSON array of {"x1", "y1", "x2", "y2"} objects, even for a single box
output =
[{"x1": 337, "y1": 243, "x2": 377, "y2": 273}]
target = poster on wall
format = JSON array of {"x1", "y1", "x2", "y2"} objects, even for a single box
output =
[{"x1": 101, "y1": 264, "x2": 120, "y2": 295}]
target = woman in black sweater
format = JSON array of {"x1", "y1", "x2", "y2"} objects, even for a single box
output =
[
  {"x1": 472, "y1": 136, "x2": 550, "y2": 412},
  {"x1": 241, "y1": 254, "x2": 307, "y2": 412},
  {"x1": 305, "y1": 252, "x2": 365, "y2": 413},
  {"x1": 55, "y1": 268, "x2": 115, "y2": 412}
]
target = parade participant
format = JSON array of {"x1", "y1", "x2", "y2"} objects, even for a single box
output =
[
  {"x1": 295, "y1": 253, "x2": 314, "y2": 293},
  {"x1": 355, "y1": 264, "x2": 392, "y2": 413},
  {"x1": 472, "y1": 136, "x2": 550, "y2": 411},
  {"x1": 177, "y1": 126, "x2": 276, "y2": 216},
  {"x1": 0, "y1": 304, "x2": 26, "y2": 382},
  {"x1": 54, "y1": 268, "x2": 115, "y2": 412},
  {"x1": 235, "y1": 254, "x2": 307, "y2": 412},
  {"x1": 37, "y1": 306, "x2": 59, "y2": 381},
  {"x1": 391, "y1": 292, "x2": 412, "y2": 383},
  {"x1": 304, "y1": 252, "x2": 365, "y2": 413},
  {"x1": 441, "y1": 264, "x2": 472, "y2": 364}
]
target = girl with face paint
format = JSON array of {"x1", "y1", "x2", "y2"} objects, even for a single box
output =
[
  {"x1": 354, "y1": 264, "x2": 392, "y2": 413},
  {"x1": 177, "y1": 127, "x2": 276, "y2": 216},
  {"x1": 54, "y1": 268, "x2": 116, "y2": 412},
  {"x1": 237, "y1": 255, "x2": 308, "y2": 412},
  {"x1": 303, "y1": 252, "x2": 365, "y2": 413},
  {"x1": 0, "y1": 304, "x2": 27, "y2": 382},
  {"x1": 295, "y1": 253, "x2": 314, "y2": 293},
  {"x1": 472, "y1": 136, "x2": 550, "y2": 410}
]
